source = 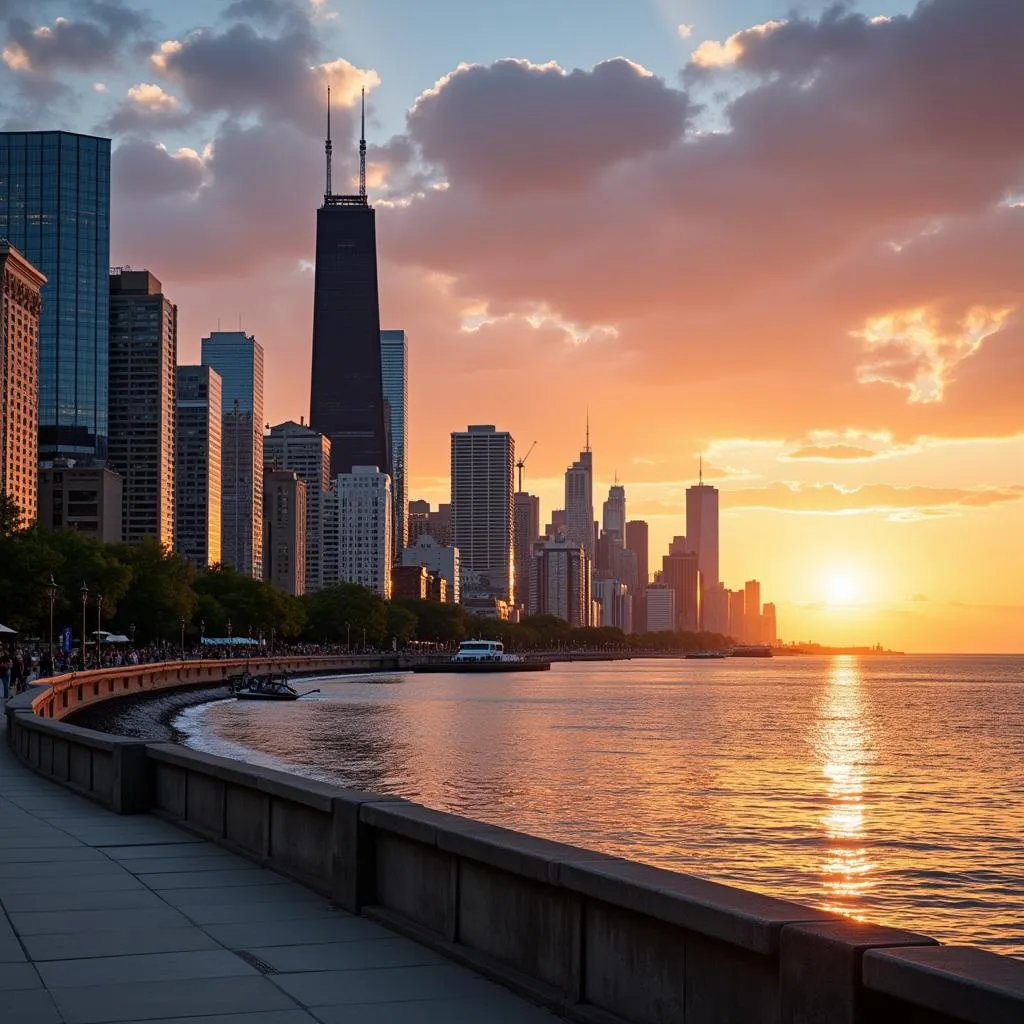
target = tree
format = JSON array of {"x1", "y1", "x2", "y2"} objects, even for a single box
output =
[
  {"x1": 193, "y1": 565, "x2": 306, "y2": 640},
  {"x1": 0, "y1": 491, "x2": 23, "y2": 538},
  {"x1": 112, "y1": 539, "x2": 197, "y2": 643},
  {"x1": 391, "y1": 598, "x2": 468, "y2": 644},
  {"x1": 386, "y1": 603, "x2": 418, "y2": 645},
  {"x1": 302, "y1": 583, "x2": 387, "y2": 645}
]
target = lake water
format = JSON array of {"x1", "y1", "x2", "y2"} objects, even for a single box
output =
[{"x1": 174, "y1": 655, "x2": 1024, "y2": 955}]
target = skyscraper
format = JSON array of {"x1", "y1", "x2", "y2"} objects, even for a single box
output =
[
  {"x1": 175, "y1": 366, "x2": 222, "y2": 571},
  {"x1": 309, "y1": 91, "x2": 388, "y2": 480},
  {"x1": 514, "y1": 491, "x2": 540, "y2": 611},
  {"x1": 324, "y1": 465, "x2": 392, "y2": 597},
  {"x1": 602, "y1": 482, "x2": 626, "y2": 541},
  {"x1": 0, "y1": 242, "x2": 44, "y2": 526},
  {"x1": 663, "y1": 538, "x2": 699, "y2": 633},
  {"x1": 0, "y1": 131, "x2": 111, "y2": 462},
  {"x1": 380, "y1": 329, "x2": 408, "y2": 553},
  {"x1": 564, "y1": 435, "x2": 594, "y2": 564},
  {"x1": 744, "y1": 579, "x2": 762, "y2": 643},
  {"x1": 263, "y1": 469, "x2": 307, "y2": 596},
  {"x1": 201, "y1": 331, "x2": 264, "y2": 577},
  {"x1": 529, "y1": 536, "x2": 590, "y2": 626},
  {"x1": 108, "y1": 270, "x2": 177, "y2": 546},
  {"x1": 451, "y1": 425, "x2": 515, "y2": 602},
  {"x1": 264, "y1": 421, "x2": 331, "y2": 593},
  {"x1": 761, "y1": 602, "x2": 778, "y2": 644},
  {"x1": 686, "y1": 469, "x2": 721, "y2": 631},
  {"x1": 625, "y1": 519, "x2": 649, "y2": 633}
]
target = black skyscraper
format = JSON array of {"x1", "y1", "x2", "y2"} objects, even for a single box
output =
[{"x1": 309, "y1": 90, "x2": 389, "y2": 481}]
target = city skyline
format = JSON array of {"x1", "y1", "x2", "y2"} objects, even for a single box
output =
[{"x1": 0, "y1": 0, "x2": 1020, "y2": 650}]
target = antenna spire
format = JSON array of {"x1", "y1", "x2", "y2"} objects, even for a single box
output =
[
  {"x1": 324, "y1": 85, "x2": 333, "y2": 197},
  {"x1": 699, "y1": 455, "x2": 703, "y2": 486},
  {"x1": 359, "y1": 87, "x2": 367, "y2": 198},
  {"x1": 585, "y1": 410, "x2": 590, "y2": 453}
]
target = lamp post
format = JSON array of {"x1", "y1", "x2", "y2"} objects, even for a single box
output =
[
  {"x1": 270, "y1": 627, "x2": 276, "y2": 657},
  {"x1": 227, "y1": 619, "x2": 232, "y2": 643},
  {"x1": 179, "y1": 616, "x2": 186, "y2": 660},
  {"x1": 200, "y1": 619, "x2": 206, "y2": 652},
  {"x1": 129, "y1": 623, "x2": 136, "y2": 645},
  {"x1": 45, "y1": 574, "x2": 58, "y2": 669},
  {"x1": 346, "y1": 622, "x2": 351, "y2": 653},
  {"x1": 79, "y1": 583, "x2": 88, "y2": 669},
  {"x1": 96, "y1": 594, "x2": 103, "y2": 668}
]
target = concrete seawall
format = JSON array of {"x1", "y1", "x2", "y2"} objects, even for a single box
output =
[{"x1": 6, "y1": 662, "x2": 1024, "y2": 1024}]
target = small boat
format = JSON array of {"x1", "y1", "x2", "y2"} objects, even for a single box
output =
[
  {"x1": 685, "y1": 651, "x2": 729, "y2": 659},
  {"x1": 234, "y1": 674, "x2": 321, "y2": 701},
  {"x1": 412, "y1": 640, "x2": 551, "y2": 673}
]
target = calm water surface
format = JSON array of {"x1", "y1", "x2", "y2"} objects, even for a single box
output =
[{"x1": 175, "y1": 655, "x2": 1024, "y2": 954}]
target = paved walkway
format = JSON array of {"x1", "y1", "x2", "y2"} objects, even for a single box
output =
[{"x1": 0, "y1": 716, "x2": 562, "y2": 1023}]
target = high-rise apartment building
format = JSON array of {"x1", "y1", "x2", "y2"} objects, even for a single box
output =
[
  {"x1": 564, "y1": 445, "x2": 594, "y2": 564},
  {"x1": 663, "y1": 538, "x2": 699, "y2": 633},
  {"x1": 744, "y1": 579, "x2": 762, "y2": 643},
  {"x1": 686, "y1": 477, "x2": 721, "y2": 631},
  {"x1": 263, "y1": 469, "x2": 307, "y2": 596},
  {"x1": 0, "y1": 131, "x2": 110, "y2": 462},
  {"x1": 264, "y1": 421, "x2": 331, "y2": 593},
  {"x1": 38, "y1": 462, "x2": 122, "y2": 542},
  {"x1": 761, "y1": 602, "x2": 777, "y2": 644},
  {"x1": 324, "y1": 465, "x2": 392, "y2": 597},
  {"x1": 625, "y1": 519, "x2": 649, "y2": 634},
  {"x1": 529, "y1": 536, "x2": 590, "y2": 627},
  {"x1": 407, "y1": 499, "x2": 452, "y2": 547},
  {"x1": 174, "y1": 366, "x2": 222, "y2": 571},
  {"x1": 0, "y1": 242, "x2": 44, "y2": 525},
  {"x1": 309, "y1": 99, "x2": 388, "y2": 480},
  {"x1": 401, "y1": 534, "x2": 460, "y2": 604},
  {"x1": 201, "y1": 331, "x2": 264, "y2": 577},
  {"x1": 594, "y1": 578, "x2": 632, "y2": 632},
  {"x1": 108, "y1": 270, "x2": 176, "y2": 546},
  {"x1": 646, "y1": 584, "x2": 676, "y2": 633},
  {"x1": 514, "y1": 491, "x2": 540, "y2": 611},
  {"x1": 450, "y1": 425, "x2": 515, "y2": 602},
  {"x1": 380, "y1": 329, "x2": 408, "y2": 553}
]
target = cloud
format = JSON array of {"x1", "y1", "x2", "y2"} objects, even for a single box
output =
[
  {"x1": 783, "y1": 445, "x2": 881, "y2": 462},
  {"x1": 104, "y1": 80, "x2": 189, "y2": 133},
  {"x1": 722, "y1": 482, "x2": 1024, "y2": 517},
  {"x1": 677, "y1": 24, "x2": 693, "y2": 39},
  {"x1": 690, "y1": 20, "x2": 786, "y2": 68},
  {"x1": 405, "y1": 58, "x2": 690, "y2": 196},
  {"x1": 111, "y1": 138, "x2": 206, "y2": 201}
]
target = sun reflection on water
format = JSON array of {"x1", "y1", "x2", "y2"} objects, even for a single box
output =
[{"x1": 818, "y1": 656, "x2": 875, "y2": 918}]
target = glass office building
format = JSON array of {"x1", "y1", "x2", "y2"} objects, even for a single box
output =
[
  {"x1": 0, "y1": 131, "x2": 111, "y2": 462},
  {"x1": 380, "y1": 329, "x2": 408, "y2": 552}
]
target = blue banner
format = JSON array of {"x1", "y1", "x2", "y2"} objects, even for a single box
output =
[{"x1": 61, "y1": 626, "x2": 73, "y2": 656}]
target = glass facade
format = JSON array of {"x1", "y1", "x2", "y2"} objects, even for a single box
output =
[
  {"x1": 380, "y1": 329, "x2": 408, "y2": 552},
  {"x1": 0, "y1": 131, "x2": 111, "y2": 462}
]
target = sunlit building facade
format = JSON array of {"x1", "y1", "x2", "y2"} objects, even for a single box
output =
[
  {"x1": 0, "y1": 131, "x2": 111, "y2": 463},
  {"x1": 686, "y1": 480, "x2": 721, "y2": 632},
  {"x1": 263, "y1": 469, "x2": 307, "y2": 597},
  {"x1": 201, "y1": 331, "x2": 264, "y2": 578},
  {"x1": 0, "y1": 242, "x2": 44, "y2": 526},
  {"x1": 175, "y1": 366, "x2": 222, "y2": 570},
  {"x1": 324, "y1": 465, "x2": 392, "y2": 597},
  {"x1": 108, "y1": 270, "x2": 176, "y2": 547},
  {"x1": 380, "y1": 329, "x2": 408, "y2": 553},
  {"x1": 529, "y1": 536, "x2": 590, "y2": 627}
]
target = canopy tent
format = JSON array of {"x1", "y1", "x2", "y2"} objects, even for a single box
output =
[
  {"x1": 104, "y1": 634, "x2": 132, "y2": 644},
  {"x1": 201, "y1": 637, "x2": 260, "y2": 647},
  {"x1": 0, "y1": 623, "x2": 18, "y2": 635}
]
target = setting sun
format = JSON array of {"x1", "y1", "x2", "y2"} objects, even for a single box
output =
[{"x1": 827, "y1": 573, "x2": 861, "y2": 606}]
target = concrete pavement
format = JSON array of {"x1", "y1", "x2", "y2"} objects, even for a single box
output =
[{"x1": 0, "y1": 713, "x2": 562, "y2": 1024}]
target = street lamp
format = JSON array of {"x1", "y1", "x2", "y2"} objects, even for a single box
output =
[
  {"x1": 227, "y1": 619, "x2": 232, "y2": 642},
  {"x1": 96, "y1": 594, "x2": 103, "y2": 668},
  {"x1": 45, "y1": 574, "x2": 58, "y2": 670},
  {"x1": 129, "y1": 622, "x2": 136, "y2": 644},
  {"x1": 270, "y1": 627, "x2": 276, "y2": 656},
  {"x1": 200, "y1": 619, "x2": 206, "y2": 650},
  {"x1": 346, "y1": 621, "x2": 351, "y2": 652},
  {"x1": 179, "y1": 616, "x2": 186, "y2": 660},
  {"x1": 79, "y1": 582, "x2": 88, "y2": 669}
]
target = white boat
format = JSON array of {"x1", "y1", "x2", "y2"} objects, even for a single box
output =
[{"x1": 412, "y1": 640, "x2": 551, "y2": 673}]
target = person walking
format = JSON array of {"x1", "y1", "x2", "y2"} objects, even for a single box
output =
[{"x1": 0, "y1": 650, "x2": 11, "y2": 700}]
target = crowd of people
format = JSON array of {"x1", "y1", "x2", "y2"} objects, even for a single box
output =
[{"x1": 0, "y1": 639, "x2": 378, "y2": 700}]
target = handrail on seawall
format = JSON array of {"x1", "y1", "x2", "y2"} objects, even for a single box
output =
[
  {"x1": 6, "y1": 670, "x2": 1024, "y2": 1024},
  {"x1": 26, "y1": 654, "x2": 393, "y2": 721}
]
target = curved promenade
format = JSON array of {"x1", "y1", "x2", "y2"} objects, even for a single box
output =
[{"x1": 5, "y1": 660, "x2": 1024, "y2": 1024}]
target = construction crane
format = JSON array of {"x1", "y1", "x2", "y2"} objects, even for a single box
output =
[{"x1": 516, "y1": 441, "x2": 537, "y2": 493}]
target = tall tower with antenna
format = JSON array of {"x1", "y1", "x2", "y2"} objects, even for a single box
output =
[{"x1": 309, "y1": 85, "x2": 388, "y2": 480}]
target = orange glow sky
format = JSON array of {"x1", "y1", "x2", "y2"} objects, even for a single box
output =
[{"x1": 4, "y1": 0, "x2": 1021, "y2": 651}]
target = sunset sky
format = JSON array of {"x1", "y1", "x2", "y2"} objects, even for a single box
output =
[{"x1": 2, "y1": 0, "x2": 1021, "y2": 652}]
